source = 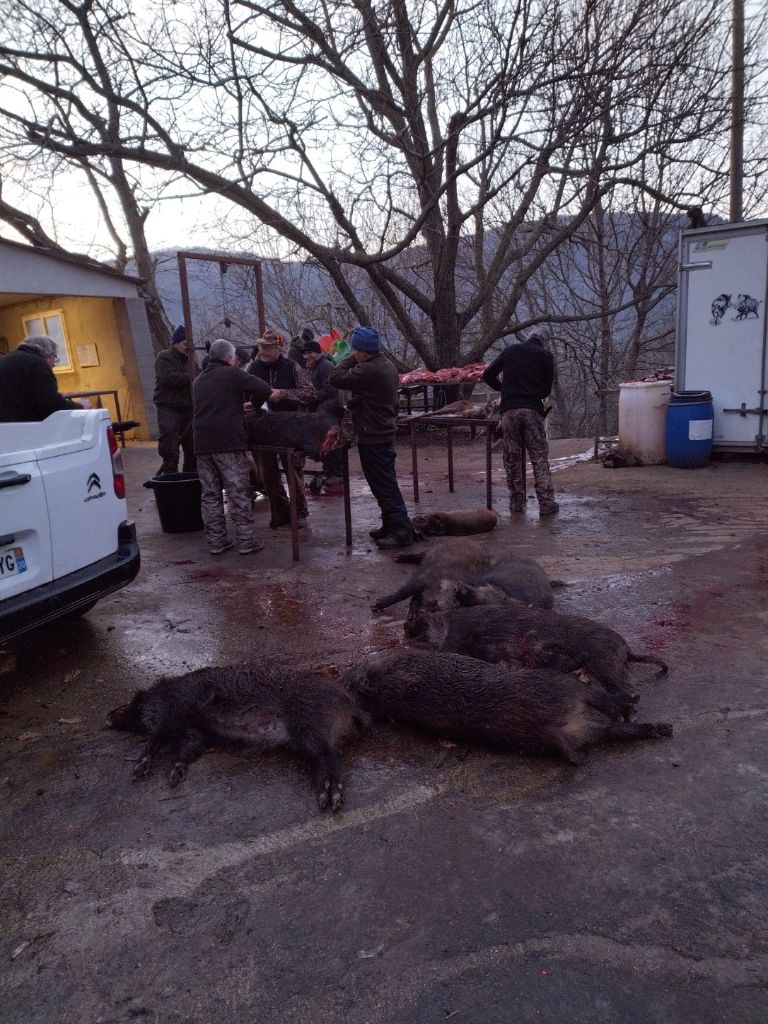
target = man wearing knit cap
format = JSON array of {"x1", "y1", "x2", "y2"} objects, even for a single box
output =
[
  {"x1": 153, "y1": 324, "x2": 195, "y2": 476},
  {"x1": 287, "y1": 326, "x2": 314, "y2": 368},
  {"x1": 328, "y1": 325, "x2": 413, "y2": 548},
  {"x1": 482, "y1": 326, "x2": 559, "y2": 517}
]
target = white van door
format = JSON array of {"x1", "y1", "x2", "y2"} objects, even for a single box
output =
[
  {"x1": 37, "y1": 411, "x2": 127, "y2": 578},
  {"x1": 0, "y1": 461, "x2": 53, "y2": 600}
]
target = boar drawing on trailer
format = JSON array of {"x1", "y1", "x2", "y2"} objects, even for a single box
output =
[
  {"x1": 709, "y1": 293, "x2": 731, "y2": 326},
  {"x1": 709, "y1": 292, "x2": 761, "y2": 326},
  {"x1": 733, "y1": 294, "x2": 761, "y2": 320}
]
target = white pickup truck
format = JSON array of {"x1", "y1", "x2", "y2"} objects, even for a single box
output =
[{"x1": 0, "y1": 408, "x2": 140, "y2": 643}]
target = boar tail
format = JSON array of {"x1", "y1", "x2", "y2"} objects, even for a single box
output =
[{"x1": 628, "y1": 651, "x2": 669, "y2": 678}]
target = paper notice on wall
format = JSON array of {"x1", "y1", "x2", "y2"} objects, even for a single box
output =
[
  {"x1": 689, "y1": 419, "x2": 714, "y2": 441},
  {"x1": 76, "y1": 343, "x2": 99, "y2": 367}
]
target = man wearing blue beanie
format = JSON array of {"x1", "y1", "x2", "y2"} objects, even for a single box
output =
[{"x1": 328, "y1": 325, "x2": 413, "y2": 548}]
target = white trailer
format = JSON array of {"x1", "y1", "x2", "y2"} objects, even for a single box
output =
[{"x1": 676, "y1": 219, "x2": 768, "y2": 451}]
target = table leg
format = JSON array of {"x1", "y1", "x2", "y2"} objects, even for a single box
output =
[
  {"x1": 342, "y1": 445, "x2": 352, "y2": 548},
  {"x1": 410, "y1": 419, "x2": 419, "y2": 503},
  {"x1": 447, "y1": 426, "x2": 454, "y2": 492},
  {"x1": 113, "y1": 390, "x2": 126, "y2": 448},
  {"x1": 485, "y1": 430, "x2": 493, "y2": 510},
  {"x1": 283, "y1": 447, "x2": 300, "y2": 562}
]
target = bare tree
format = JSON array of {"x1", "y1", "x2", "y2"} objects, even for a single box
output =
[{"x1": 0, "y1": 0, "x2": 766, "y2": 366}]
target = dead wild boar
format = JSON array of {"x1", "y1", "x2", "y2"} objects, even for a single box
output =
[
  {"x1": 245, "y1": 407, "x2": 351, "y2": 461},
  {"x1": 372, "y1": 539, "x2": 555, "y2": 637},
  {"x1": 106, "y1": 664, "x2": 368, "y2": 812},
  {"x1": 425, "y1": 604, "x2": 668, "y2": 707},
  {"x1": 411, "y1": 507, "x2": 499, "y2": 540},
  {"x1": 344, "y1": 650, "x2": 672, "y2": 765}
]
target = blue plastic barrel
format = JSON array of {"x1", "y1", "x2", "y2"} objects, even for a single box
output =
[{"x1": 664, "y1": 391, "x2": 714, "y2": 468}]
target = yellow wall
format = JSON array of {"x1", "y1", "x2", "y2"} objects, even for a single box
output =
[{"x1": 0, "y1": 295, "x2": 150, "y2": 439}]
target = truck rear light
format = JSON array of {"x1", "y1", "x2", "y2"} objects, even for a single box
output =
[{"x1": 107, "y1": 426, "x2": 126, "y2": 499}]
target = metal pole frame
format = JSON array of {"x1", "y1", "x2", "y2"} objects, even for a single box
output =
[{"x1": 176, "y1": 251, "x2": 267, "y2": 390}]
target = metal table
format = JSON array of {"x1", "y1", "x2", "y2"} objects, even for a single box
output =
[
  {"x1": 249, "y1": 443, "x2": 352, "y2": 561},
  {"x1": 407, "y1": 416, "x2": 495, "y2": 510}
]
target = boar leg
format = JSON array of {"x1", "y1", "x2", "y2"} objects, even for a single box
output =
[
  {"x1": 296, "y1": 739, "x2": 344, "y2": 812},
  {"x1": 133, "y1": 733, "x2": 165, "y2": 779},
  {"x1": 372, "y1": 581, "x2": 421, "y2": 612},
  {"x1": 604, "y1": 721, "x2": 674, "y2": 743},
  {"x1": 168, "y1": 729, "x2": 207, "y2": 788}
]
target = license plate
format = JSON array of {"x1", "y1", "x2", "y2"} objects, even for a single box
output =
[{"x1": 0, "y1": 546, "x2": 26, "y2": 577}]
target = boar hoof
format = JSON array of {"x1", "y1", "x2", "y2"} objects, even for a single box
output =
[
  {"x1": 169, "y1": 763, "x2": 188, "y2": 788},
  {"x1": 317, "y1": 779, "x2": 331, "y2": 811},
  {"x1": 132, "y1": 755, "x2": 152, "y2": 780},
  {"x1": 317, "y1": 778, "x2": 344, "y2": 812},
  {"x1": 330, "y1": 783, "x2": 344, "y2": 813}
]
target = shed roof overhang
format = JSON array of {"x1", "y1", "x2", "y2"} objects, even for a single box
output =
[{"x1": 0, "y1": 237, "x2": 144, "y2": 302}]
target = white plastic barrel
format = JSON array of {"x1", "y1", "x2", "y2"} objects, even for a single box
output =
[{"x1": 618, "y1": 381, "x2": 672, "y2": 465}]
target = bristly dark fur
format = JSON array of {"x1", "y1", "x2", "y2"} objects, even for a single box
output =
[
  {"x1": 372, "y1": 539, "x2": 555, "y2": 637},
  {"x1": 106, "y1": 663, "x2": 368, "y2": 812},
  {"x1": 344, "y1": 650, "x2": 671, "y2": 766},
  {"x1": 424, "y1": 603, "x2": 668, "y2": 710},
  {"x1": 245, "y1": 408, "x2": 342, "y2": 461}
]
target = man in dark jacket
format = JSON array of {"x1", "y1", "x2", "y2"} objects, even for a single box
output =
[
  {"x1": 153, "y1": 325, "x2": 195, "y2": 476},
  {"x1": 248, "y1": 331, "x2": 317, "y2": 527},
  {"x1": 328, "y1": 325, "x2": 413, "y2": 548},
  {"x1": 0, "y1": 335, "x2": 82, "y2": 422},
  {"x1": 193, "y1": 338, "x2": 275, "y2": 555},
  {"x1": 482, "y1": 327, "x2": 559, "y2": 517},
  {"x1": 287, "y1": 326, "x2": 314, "y2": 368},
  {"x1": 303, "y1": 338, "x2": 344, "y2": 483}
]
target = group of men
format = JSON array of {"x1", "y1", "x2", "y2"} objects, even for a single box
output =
[
  {"x1": 0, "y1": 323, "x2": 560, "y2": 551},
  {"x1": 155, "y1": 324, "x2": 416, "y2": 555}
]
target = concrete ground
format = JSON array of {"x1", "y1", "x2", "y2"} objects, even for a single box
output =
[{"x1": 2, "y1": 429, "x2": 767, "y2": 1023}]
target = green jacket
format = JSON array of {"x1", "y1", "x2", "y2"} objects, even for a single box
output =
[
  {"x1": 328, "y1": 353, "x2": 399, "y2": 444},
  {"x1": 153, "y1": 346, "x2": 192, "y2": 409}
]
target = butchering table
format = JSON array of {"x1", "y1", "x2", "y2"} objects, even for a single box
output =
[
  {"x1": 406, "y1": 416, "x2": 496, "y2": 510},
  {"x1": 249, "y1": 443, "x2": 352, "y2": 561}
]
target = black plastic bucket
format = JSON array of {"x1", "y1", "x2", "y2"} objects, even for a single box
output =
[{"x1": 143, "y1": 473, "x2": 204, "y2": 533}]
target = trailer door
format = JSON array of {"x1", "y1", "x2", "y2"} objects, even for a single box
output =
[{"x1": 677, "y1": 221, "x2": 768, "y2": 450}]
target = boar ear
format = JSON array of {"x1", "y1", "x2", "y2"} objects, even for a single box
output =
[{"x1": 455, "y1": 583, "x2": 476, "y2": 606}]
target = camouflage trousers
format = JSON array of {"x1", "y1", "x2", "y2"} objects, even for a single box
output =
[
  {"x1": 197, "y1": 452, "x2": 260, "y2": 551},
  {"x1": 500, "y1": 408, "x2": 555, "y2": 511}
]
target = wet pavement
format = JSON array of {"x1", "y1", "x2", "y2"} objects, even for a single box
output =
[{"x1": 2, "y1": 433, "x2": 768, "y2": 1023}]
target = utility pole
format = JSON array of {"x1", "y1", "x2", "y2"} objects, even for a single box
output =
[{"x1": 730, "y1": 0, "x2": 744, "y2": 223}]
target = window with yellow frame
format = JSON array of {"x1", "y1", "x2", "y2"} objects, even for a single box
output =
[{"x1": 21, "y1": 309, "x2": 73, "y2": 373}]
